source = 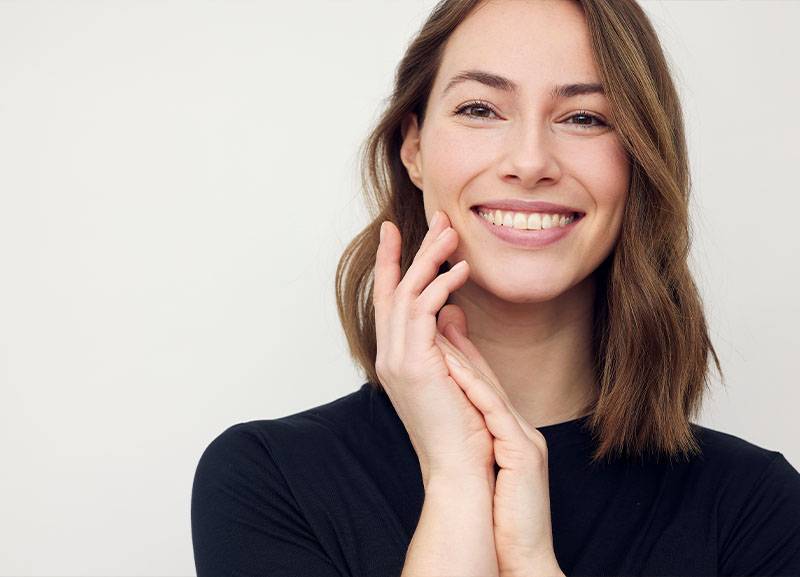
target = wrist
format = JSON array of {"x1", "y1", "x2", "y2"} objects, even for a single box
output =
[
  {"x1": 423, "y1": 470, "x2": 495, "y2": 499},
  {"x1": 422, "y1": 462, "x2": 496, "y2": 491},
  {"x1": 407, "y1": 469, "x2": 500, "y2": 577}
]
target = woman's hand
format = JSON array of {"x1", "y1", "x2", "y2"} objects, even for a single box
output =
[
  {"x1": 436, "y1": 312, "x2": 565, "y2": 577},
  {"x1": 376, "y1": 213, "x2": 502, "y2": 576},
  {"x1": 373, "y1": 212, "x2": 495, "y2": 487}
]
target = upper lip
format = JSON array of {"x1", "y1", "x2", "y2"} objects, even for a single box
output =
[{"x1": 472, "y1": 199, "x2": 583, "y2": 214}]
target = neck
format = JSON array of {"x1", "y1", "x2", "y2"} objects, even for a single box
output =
[{"x1": 448, "y1": 275, "x2": 599, "y2": 429}]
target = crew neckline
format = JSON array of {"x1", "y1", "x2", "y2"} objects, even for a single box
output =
[
  {"x1": 365, "y1": 383, "x2": 591, "y2": 436},
  {"x1": 536, "y1": 414, "x2": 591, "y2": 432}
]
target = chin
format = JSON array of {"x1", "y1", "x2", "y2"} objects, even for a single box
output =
[
  {"x1": 471, "y1": 276, "x2": 575, "y2": 305},
  {"x1": 460, "y1": 263, "x2": 601, "y2": 308}
]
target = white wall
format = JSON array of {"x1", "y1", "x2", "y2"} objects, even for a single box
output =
[{"x1": 0, "y1": 1, "x2": 797, "y2": 575}]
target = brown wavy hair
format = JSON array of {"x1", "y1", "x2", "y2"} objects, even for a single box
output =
[{"x1": 335, "y1": 0, "x2": 720, "y2": 462}]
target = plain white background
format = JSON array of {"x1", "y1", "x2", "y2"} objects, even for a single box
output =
[{"x1": 1, "y1": 1, "x2": 798, "y2": 575}]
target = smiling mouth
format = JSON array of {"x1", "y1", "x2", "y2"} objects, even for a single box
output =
[{"x1": 473, "y1": 207, "x2": 583, "y2": 230}]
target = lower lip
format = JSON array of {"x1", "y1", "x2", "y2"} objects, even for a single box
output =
[{"x1": 472, "y1": 209, "x2": 580, "y2": 248}]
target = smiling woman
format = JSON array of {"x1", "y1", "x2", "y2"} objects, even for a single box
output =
[{"x1": 191, "y1": 1, "x2": 800, "y2": 576}]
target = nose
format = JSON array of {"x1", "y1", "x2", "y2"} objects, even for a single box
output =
[{"x1": 497, "y1": 120, "x2": 562, "y2": 188}]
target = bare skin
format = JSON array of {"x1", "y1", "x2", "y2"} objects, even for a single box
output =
[
  {"x1": 376, "y1": 213, "x2": 564, "y2": 576},
  {"x1": 375, "y1": 0, "x2": 630, "y2": 574},
  {"x1": 442, "y1": 279, "x2": 600, "y2": 429}
]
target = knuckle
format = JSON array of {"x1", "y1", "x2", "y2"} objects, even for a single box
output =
[
  {"x1": 390, "y1": 290, "x2": 406, "y2": 310},
  {"x1": 519, "y1": 444, "x2": 546, "y2": 469},
  {"x1": 407, "y1": 300, "x2": 428, "y2": 320},
  {"x1": 531, "y1": 431, "x2": 548, "y2": 454},
  {"x1": 374, "y1": 357, "x2": 387, "y2": 378},
  {"x1": 530, "y1": 440, "x2": 548, "y2": 464},
  {"x1": 374, "y1": 357, "x2": 393, "y2": 382},
  {"x1": 375, "y1": 353, "x2": 403, "y2": 384}
]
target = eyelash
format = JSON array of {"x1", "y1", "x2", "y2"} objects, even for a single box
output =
[
  {"x1": 453, "y1": 100, "x2": 498, "y2": 120},
  {"x1": 566, "y1": 110, "x2": 608, "y2": 129},
  {"x1": 453, "y1": 102, "x2": 608, "y2": 129}
]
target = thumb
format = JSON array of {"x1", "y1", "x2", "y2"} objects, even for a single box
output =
[{"x1": 437, "y1": 303, "x2": 468, "y2": 337}]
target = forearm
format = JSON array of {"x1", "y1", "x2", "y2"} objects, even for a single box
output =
[{"x1": 401, "y1": 473, "x2": 499, "y2": 577}]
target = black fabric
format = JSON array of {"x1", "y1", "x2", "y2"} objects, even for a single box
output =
[{"x1": 191, "y1": 384, "x2": 800, "y2": 576}]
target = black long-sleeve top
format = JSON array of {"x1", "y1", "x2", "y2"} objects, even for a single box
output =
[{"x1": 191, "y1": 383, "x2": 800, "y2": 576}]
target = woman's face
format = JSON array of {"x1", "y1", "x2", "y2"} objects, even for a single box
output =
[{"x1": 401, "y1": 0, "x2": 630, "y2": 304}]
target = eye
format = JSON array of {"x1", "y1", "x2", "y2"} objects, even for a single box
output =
[
  {"x1": 454, "y1": 100, "x2": 499, "y2": 120},
  {"x1": 564, "y1": 110, "x2": 608, "y2": 129}
]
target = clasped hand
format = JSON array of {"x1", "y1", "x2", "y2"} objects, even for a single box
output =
[{"x1": 374, "y1": 212, "x2": 564, "y2": 577}]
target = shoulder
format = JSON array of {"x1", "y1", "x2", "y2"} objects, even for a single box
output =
[
  {"x1": 692, "y1": 424, "x2": 789, "y2": 479},
  {"x1": 690, "y1": 424, "x2": 800, "y2": 574},
  {"x1": 193, "y1": 383, "x2": 409, "y2": 492},
  {"x1": 191, "y1": 385, "x2": 390, "y2": 538},
  {"x1": 191, "y1": 386, "x2": 397, "y2": 575},
  {"x1": 191, "y1": 383, "x2": 421, "y2": 571},
  {"x1": 693, "y1": 424, "x2": 784, "y2": 464},
  {"x1": 690, "y1": 424, "x2": 799, "y2": 497},
  {"x1": 216, "y1": 382, "x2": 402, "y2": 455},
  {"x1": 196, "y1": 383, "x2": 385, "y2": 467},
  {"x1": 688, "y1": 424, "x2": 800, "y2": 512}
]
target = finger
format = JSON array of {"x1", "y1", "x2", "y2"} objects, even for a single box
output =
[
  {"x1": 436, "y1": 305, "x2": 500, "y2": 386},
  {"x1": 443, "y1": 324, "x2": 501, "y2": 387},
  {"x1": 373, "y1": 221, "x2": 402, "y2": 337},
  {"x1": 434, "y1": 332, "x2": 484, "y2": 380},
  {"x1": 403, "y1": 261, "x2": 470, "y2": 357},
  {"x1": 444, "y1": 353, "x2": 541, "y2": 470},
  {"x1": 387, "y1": 224, "x2": 460, "y2": 350},
  {"x1": 442, "y1": 326, "x2": 543, "y2": 444},
  {"x1": 393, "y1": 211, "x2": 459, "y2": 303},
  {"x1": 437, "y1": 333, "x2": 545, "y2": 448},
  {"x1": 410, "y1": 261, "x2": 469, "y2": 321},
  {"x1": 436, "y1": 304, "x2": 468, "y2": 338},
  {"x1": 439, "y1": 333, "x2": 545, "y2": 449},
  {"x1": 395, "y1": 224, "x2": 458, "y2": 300},
  {"x1": 436, "y1": 332, "x2": 507, "y2": 419},
  {"x1": 416, "y1": 210, "x2": 450, "y2": 255},
  {"x1": 375, "y1": 214, "x2": 450, "y2": 349}
]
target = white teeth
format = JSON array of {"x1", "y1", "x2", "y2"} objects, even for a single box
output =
[{"x1": 477, "y1": 208, "x2": 577, "y2": 230}]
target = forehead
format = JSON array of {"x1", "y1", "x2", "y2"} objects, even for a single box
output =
[{"x1": 437, "y1": 0, "x2": 600, "y2": 91}]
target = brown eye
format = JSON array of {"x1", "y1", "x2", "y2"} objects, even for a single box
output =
[
  {"x1": 466, "y1": 105, "x2": 492, "y2": 117},
  {"x1": 565, "y1": 110, "x2": 607, "y2": 129},
  {"x1": 454, "y1": 100, "x2": 498, "y2": 120}
]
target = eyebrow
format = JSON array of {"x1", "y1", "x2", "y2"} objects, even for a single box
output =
[
  {"x1": 442, "y1": 70, "x2": 518, "y2": 95},
  {"x1": 552, "y1": 82, "x2": 605, "y2": 99},
  {"x1": 441, "y1": 69, "x2": 605, "y2": 100}
]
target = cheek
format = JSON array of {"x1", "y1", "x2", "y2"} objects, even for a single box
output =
[
  {"x1": 566, "y1": 138, "x2": 630, "y2": 215},
  {"x1": 421, "y1": 128, "x2": 500, "y2": 195}
]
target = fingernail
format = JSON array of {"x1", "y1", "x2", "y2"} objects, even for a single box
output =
[
  {"x1": 436, "y1": 227, "x2": 451, "y2": 241},
  {"x1": 430, "y1": 210, "x2": 440, "y2": 229},
  {"x1": 379, "y1": 221, "x2": 386, "y2": 243},
  {"x1": 451, "y1": 260, "x2": 466, "y2": 271},
  {"x1": 445, "y1": 353, "x2": 463, "y2": 368}
]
